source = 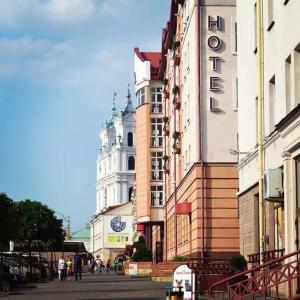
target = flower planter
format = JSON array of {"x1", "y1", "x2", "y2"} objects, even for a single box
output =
[
  {"x1": 174, "y1": 55, "x2": 180, "y2": 66},
  {"x1": 124, "y1": 261, "x2": 153, "y2": 277},
  {"x1": 174, "y1": 99, "x2": 181, "y2": 110}
]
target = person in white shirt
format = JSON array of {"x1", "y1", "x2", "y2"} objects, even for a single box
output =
[{"x1": 58, "y1": 256, "x2": 66, "y2": 281}]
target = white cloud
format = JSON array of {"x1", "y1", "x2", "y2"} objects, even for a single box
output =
[{"x1": 44, "y1": 0, "x2": 96, "y2": 23}]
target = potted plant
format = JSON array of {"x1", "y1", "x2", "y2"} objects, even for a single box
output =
[
  {"x1": 172, "y1": 40, "x2": 180, "y2": 52},
  {"x1": 172, "y1": 131, "x2": 180, "y2": 140},
  {"x1": 162, "y1": 116, "x2": 169, "y2": 123},
  {"x1": 172, "y1": 85, "x2": 180, "y2": 95},
  {"x1": 163, "y1": 123, "x2": 170, "y2": 136},
  {"x1": 162, "y1": 78, "x2": 169, "y2": 86},
  {"x1": 173, "y1": 97, "x2": 181, "y2": 110},
  {"x1": 163, "y1": 155, "x2": 169, "y2": 161},
  {"x1": 173, "y1": 141, "x2": 181, "y2": 155}
]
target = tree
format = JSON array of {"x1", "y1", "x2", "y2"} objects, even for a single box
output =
[
  {"x1": 0, "y1": 193, "x2": 16, "y2": 243},
  {"x1": 15, "y1": 200, "x2": 64, "y2": 245},
  {"x1": 131, "y1": 236, "x2": 152, "y2": 262}
]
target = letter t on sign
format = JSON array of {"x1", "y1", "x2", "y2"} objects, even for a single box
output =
[
  {"x1": 208, "y1": 16, "x2": 221, "y2": 30},
  {"x1": 209, "y1": 56, "x2": 221, "y2": 71}
]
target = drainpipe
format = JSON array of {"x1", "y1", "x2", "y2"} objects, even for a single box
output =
[
  {"x1": 196, "y1": 0, "x2": 205, "y2": 260},
  {"x1": 174, "y1": 56, "x2": 178, "y2": 257},
  {"x1": 256, "y1": 0, "x2": 266, "y2": 264},
  {"x1": 164, "y1": 81, "x2": 168, "y2": 262}
]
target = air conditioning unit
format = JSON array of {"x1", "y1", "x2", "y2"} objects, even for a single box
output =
[{"x1": 264, "y1": 169, "x2": 283, "y2": 200}]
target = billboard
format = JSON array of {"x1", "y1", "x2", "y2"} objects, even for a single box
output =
[{"x1": 104, "y1": 215, "x2": 133, "y2": 248}]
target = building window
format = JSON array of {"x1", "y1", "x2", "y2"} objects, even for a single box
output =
[
  {"x1": 294, "y1": 43, "x2": 300, "y2": 105},
  {"x1": 296, "y1": 157, "x2": 300, "y2": 208},
  {"x1": 232, "y1": 76, "x2": 238, "y2": 111},
  {"x1": 267, "y1": 0, "x2": 275, "y2": 31},
  {"x1": 151, "y1": 151, "x2": 163, "y2": 180},
  {"x1": 254, "y1": 3, "x2": 257, "y2": 53},
  {"x1": 137, "y1": 87, "x2": 145, "y2": 106},
  {"x1": 286, "y1": 55, "x2": 292, "y2": 113},
  {"x1": 151, "y1": 185, "x2": 163, "y2": 207},
  {"x1": 151, "y1": 87, "x2": 163, "y2": 113},
  {"x1": 128, "y1": 156, "x2": 135, "y2": 170},
  {"x1": 151, "y1": 118, "x2": 163, "y2": 147},
  {"x1": 231, "y1": 16, "x2": 237, "y2": 54},
  {"x1": 269, "y1": 75, "x2": 276, "y2": 132},
  {"x1": 129, "y1": 186, "x2": 133, "y2": 202},
  {"x1": 128, "y1": 132, "x2": 133, "y2": 147}
]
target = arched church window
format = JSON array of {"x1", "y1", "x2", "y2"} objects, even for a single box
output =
[
  {"x1": 128, "y1": 156, "x2": 135, "y2": 170},
  {"x1": 128, "y1": 132, "x2": 133, "y2": 147},
  {"x1": 129, "y1": 186, "x2": 133, "y2": 201}
]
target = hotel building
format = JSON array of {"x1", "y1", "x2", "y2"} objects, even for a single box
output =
[
  {"x1": 162, "y1": 0, "x2": 239, "y2": 260},
  {"x1": 237, "y1": 0, "x2": 300, "y2": 259}
]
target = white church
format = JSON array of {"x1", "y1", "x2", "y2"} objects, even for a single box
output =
[{"x1": 90, "y1": 86, "x2": 136, "y2": 258}]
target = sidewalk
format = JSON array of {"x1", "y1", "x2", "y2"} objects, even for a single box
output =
[{"x1": 0, "y1": 273, "x2": 167, "y2": 300}]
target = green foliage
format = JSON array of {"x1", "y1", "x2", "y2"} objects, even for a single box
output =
[
  {"x1": 229, "y1": 254, "x2": 248, "y2": 272},
  {"x1": 0, "y1": 193, "x2": 16, "y2": 242},
  {"x1": 131, "y1": 236, "x2": 152, "y2": 262},
  {"x1": 172, "y1": 41, "x2": 180, "y2": 52},
  {"x1": 0, "y1": 194, "x2": 64, "y2": 246},
  {"x1": 172, "y1": 85, "x2": 180, "y2": 95},
  {"x1": 172, "y1": 255, "x2": 188, "y2": 262}
]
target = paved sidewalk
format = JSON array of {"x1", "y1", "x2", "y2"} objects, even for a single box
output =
[{"x1": 0, "y1": 273, "x2": 168, "y2": 300}]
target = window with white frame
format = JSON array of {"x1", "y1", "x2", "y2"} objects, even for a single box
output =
[
  {"x1": 295, "y1": 43, "x2": 300, "y2": 105},
  {"x1": 137, "y1": 87, "x2": 145, "y2": 106},
  {"x1": 151, "y1": 151, "x2": 163, "y2": 180},
  {"x1": 269, "y1": 75, "x2": 276, "y2": 132},
  {"x1": 231, "y1": 16, "x2": 237, "y2": 54},
  {"x1": 151, "y1": 87, "x2": 163, "y2": 113},
  {"x1": 285, "y1": 55, "x2": 292, "y2": 113},
  {"x1": 151, "y1": 118, "x2": 163, "y2": 147},
  {"x1": 267, "y1": 0, "x2": 275, "y2": 31},
  {"x1": 232, "y1": 76, "x2": 238, "y2": 111},
  {"x1": 151, "y1": 185, "x2": 163, "y2": 207}
]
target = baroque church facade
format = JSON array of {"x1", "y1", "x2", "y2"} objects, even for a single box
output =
[{"x1": 90, "y1": 86, "x2": 136, "y2": 257}]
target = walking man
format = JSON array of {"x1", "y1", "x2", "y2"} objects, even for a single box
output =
[{"x1": 73, "y1": 252, "x2": 82, "y2": 281}]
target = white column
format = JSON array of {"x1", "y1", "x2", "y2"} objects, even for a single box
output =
[{"x1": 283, "y1": 151, "x2": 296, "y2": 257}]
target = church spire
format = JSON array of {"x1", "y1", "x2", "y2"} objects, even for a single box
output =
[
  {"x1": 126, "y1": 83, "x2": 132, "y2": 105},
  {"x1": 112, "y1": 92, "x2": 118, "y2": 117},
  {"x1": 122, "y1": 84, "x2": 134, "y2": 116}
]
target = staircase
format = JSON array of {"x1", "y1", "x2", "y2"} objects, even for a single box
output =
[
  {"x1": 150, "y1": 261, "x2": 187, "y2": 282},
  {"x1": 209, "y1": 249, "x2": 300, "y2": 300}
]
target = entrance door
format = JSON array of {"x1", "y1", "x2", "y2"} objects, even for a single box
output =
[{"x1": 155, "y1": 241, "x2": 163, "y2": 264}]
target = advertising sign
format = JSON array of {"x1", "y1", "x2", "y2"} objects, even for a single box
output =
[
  {"x1": 129, "y1": 263, "x2": 137, "y2": 276},
  {"x1": 173, "y1": 264, "x2": 195, "y2": 300},
  {"x1": 104, "y1": 215, "x2": 133, "y2": 248}
]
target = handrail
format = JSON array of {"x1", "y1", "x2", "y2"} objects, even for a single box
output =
[{"x1": 209, "y1": 248, "x2": 300, "y2": 299}]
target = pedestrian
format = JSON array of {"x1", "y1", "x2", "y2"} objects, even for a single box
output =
[
  {"x1": 106, "y1": 258, "x2": 111, "y2": 273},
  {"x1": 58, "y1": 256, "x2": 66, "y2": 281},
  {"x1": 73, "y1": 252, "x2": 82, "y2": 281},
  {"x1": 88, "y1": 258, "x2": 95, "y2": 274},
  {"x1": 95, "y1": 255, "x2": 102, "y2": 273},
  {"x1": 113, "y1": 258, "x2": 118, "y2": 274},
  {"x1": 66, "y1": 256, "x2": 73, "y2": 281}
]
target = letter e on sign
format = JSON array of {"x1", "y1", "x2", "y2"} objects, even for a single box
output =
[{"x1": 210, "y1": 77, "x2": 221, "y2": 91}]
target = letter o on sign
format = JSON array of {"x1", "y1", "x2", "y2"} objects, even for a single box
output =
[{"x1": 208, "y1": 36, "x2": 222, "y2": 50}]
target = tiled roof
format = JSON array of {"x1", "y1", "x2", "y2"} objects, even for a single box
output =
[{"x1": 134, "y1": 48, "x2": 162, "y2": 80}]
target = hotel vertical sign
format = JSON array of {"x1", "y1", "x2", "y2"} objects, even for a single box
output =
[{"x1": 208, "y1": 16, "x2": 223, "y2": 112}]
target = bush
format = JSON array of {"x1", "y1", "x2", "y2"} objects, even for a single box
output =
[
  {"x1": 172, "y1": 255, "x2": 188, "y2": 262},
  {"x1": 230, "y1": 254, "x2": 247, "y2": 273},
  {"x1": 131, "y1": 236, "x2": 152, "y2": 262}
]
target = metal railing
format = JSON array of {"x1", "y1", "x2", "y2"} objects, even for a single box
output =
[{"x1": 209, "y1": 249, "x2": 300, "y2": 300}]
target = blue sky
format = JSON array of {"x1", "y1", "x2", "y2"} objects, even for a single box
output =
[{"x1": 0, "y1": 0, "x2": 170, "y2": 232}]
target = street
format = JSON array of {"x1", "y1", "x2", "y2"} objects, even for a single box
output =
[{"x1": 1, "y1": 273, "x2": 167, "y2": 300}]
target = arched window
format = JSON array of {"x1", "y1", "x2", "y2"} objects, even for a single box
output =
[
  {"x1": 128, "y1": 156, "x2": 135, "y2": 170},
  {"x1": 129, "y1": 187, "x2": 133, "y2": 201},
  {"x1": 127, "y1": 132, "x2": 133, "y2": 147}
]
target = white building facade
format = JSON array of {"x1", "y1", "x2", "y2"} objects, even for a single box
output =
[
  {"x1": 237, "y1": 0, "x2": 300, "y2": 257},
  {"x1": 90, "y1": 88, "x2": 136, "y2": 256},
  {"x1": 96, "y1": 89, "x2": 136, "y2": 212}
]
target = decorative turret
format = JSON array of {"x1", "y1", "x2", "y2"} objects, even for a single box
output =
[
  {"x1": 106, "y1": 92, "x2": 118, "y2": 128},
  {"x1": 122, "y1": 84, "x2": 135, "y2": 116}
]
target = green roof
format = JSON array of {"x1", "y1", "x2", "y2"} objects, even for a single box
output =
[{"x1": 71, "y1": 227, "x2": 90, "y2": 239}]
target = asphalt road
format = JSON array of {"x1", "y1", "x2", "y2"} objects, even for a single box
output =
[{"x1": 0, "y1": 273, "x2": 168, "y2": 300}]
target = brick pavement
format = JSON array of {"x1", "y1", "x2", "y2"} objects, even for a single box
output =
[{"x1": 0, "y1": 273, "x2": 168, "y2": 300}]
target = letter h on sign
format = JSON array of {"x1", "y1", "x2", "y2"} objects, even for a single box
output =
[{"x1": 208, "y1": 16, "x2": 221, "y2": 30}]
